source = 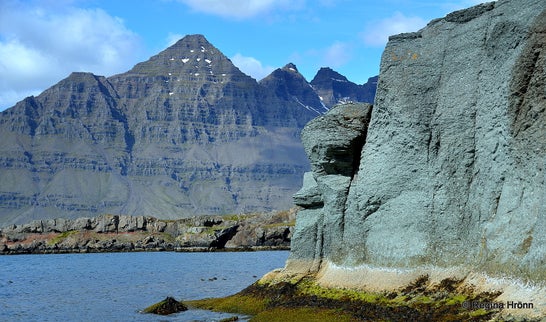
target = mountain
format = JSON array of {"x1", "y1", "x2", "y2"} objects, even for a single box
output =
[
  {"x1": 285, "y1": 0, "x2": 546, "y2": 319},
  {"x1": 259, "y1": 63, "x2": 328, "y2": 114},
  {"x1": 0, "y1": 34, "x2": 376, "y2": 226},
  {"x1": 310, "y1": 67, "x2": 377, "y2": 108}
]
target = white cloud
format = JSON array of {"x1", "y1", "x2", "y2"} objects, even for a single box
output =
[
  {"x1": 230, "y1": 53, "x2": 275, "y2": 80},
  {"x1": 166, "y1": 33, "x2": 185, "y2": 47},
  {"x1": 0, "y1": 1, "x2": 143, "y2": 110},
  {"x1": 361, "y1": 12, "x2": 427, "y2": 47},
  {"x1": 322, "y1": 41, "x2": 352, "y2": 68},
  {"x1": 178, "y1": 0, "x2": 304, "y2": 19}
]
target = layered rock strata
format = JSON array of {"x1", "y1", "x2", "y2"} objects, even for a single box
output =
[
  {"x1": 0, "y1": 35, "x2": 377, "y2": 226},
  {"x1": 0, "y1": 36, "x2": 308, "y2": 225},
  {"x1": 285, "y1": 0, "x2": 546, "y2": 319}
]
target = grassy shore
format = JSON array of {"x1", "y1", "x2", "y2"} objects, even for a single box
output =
[{"x1": 183, "y1": 274, "x2": 505, "y2": 321}]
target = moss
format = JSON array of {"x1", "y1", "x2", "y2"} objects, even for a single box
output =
[
  {"x1": 262, "y1": 220, "x2": 296, "y2": 229},
  {"x1": 443, "y1": 294, "x2": 467, "y2": 306},
  {"x1": 412, "y1": 295, "x2": 434, "y2": 304},
  {"x1": 295, "y1": 279, "x2": 381, "y2": 303},
  {"x1": 251, "y1": 307, "x2": 359, "y2": 322},
  {"x1": 183, "y1": 276, "x2": 501, "y2": 321},
  {"x1": 160, "y1": 232, "x2": 176, "y2": 243},
  {"x1": 160, "y1": 219, "x2": 179, "y2": 223},
  {"x1": 186, "y1": 293, "x2": 357, "y2": 322},
  {"x1": 469, "y1": 308, "x2": 489, "y2": 317},
  {"x1": 221, "y1": 214, "x2": 244, "y2": 221},
  {"x1": 203, "y1": 226, "x2": 221, "y2": 235},
  {"x1": 390, "y1": 295, "x2": 409, "y2": 304},
  {"x1": 47, "y1": 230, "x2": 78, "y2": 245},
  {"x1": 187, "y1": 294, "x2": 267, "y2": 316}
]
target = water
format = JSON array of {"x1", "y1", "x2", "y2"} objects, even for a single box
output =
[{"x1": 0, "y1": 251, "x2": 289, "y2": 322}]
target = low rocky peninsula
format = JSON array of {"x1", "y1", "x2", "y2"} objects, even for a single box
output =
[{"x1": 0, "y1": 208, "x2": 295, "y2": 254}]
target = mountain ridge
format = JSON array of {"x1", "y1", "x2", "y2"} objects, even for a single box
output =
[{"x1": 0, "y1": 34, "x2": 377, "y2": 226}]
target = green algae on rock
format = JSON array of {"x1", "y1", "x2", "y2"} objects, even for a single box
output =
[{"x1": 186, "y1": 272, "x2": 506, "y2": 322}]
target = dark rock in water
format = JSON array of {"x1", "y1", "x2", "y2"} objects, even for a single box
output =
[{"x1": 143, "y1": 297, "x2": 187, "y2": 315}]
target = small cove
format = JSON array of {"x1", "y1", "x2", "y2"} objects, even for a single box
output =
[{"x1": 0, "y1": 251, "x2": 289, "y2": 321}]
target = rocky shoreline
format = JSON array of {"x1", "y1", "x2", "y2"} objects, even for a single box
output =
[
  {"x1": 0, "y1": 209, "x2": 296, "y2": 255},
  {"x1": 165, "y1": 270, "x2": 519, "y2": 322}
]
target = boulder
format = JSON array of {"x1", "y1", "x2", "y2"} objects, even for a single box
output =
[
  {"x1": 117, "y1": 215, "x2": 146, "y2": 232},
  {"x1": 92, "y1": 214, "x2": 119, "y2": 233},
  {"x1": 301, "y1": 103, "x2": 372, "y2": 176}
]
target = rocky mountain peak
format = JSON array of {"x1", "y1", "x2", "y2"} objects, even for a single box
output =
[
  {"x1": 309, "y1": 67, "x2": 375, "y2": 108},
  {"x1": 124, "y1": 34, "x2": 243, "y2": 79},
  {"x1": 311, "y1": 67, "x2": 349, "y2": 84},
  {"x1": 282, "y1": 63, "x2": 299, "y2": 73},
  {"x1": 260, "y1": 63, "x2": 327, "y2": 115}
]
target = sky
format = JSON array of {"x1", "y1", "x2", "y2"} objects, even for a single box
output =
[{"x1": 0, "y1": 0, "x2": 491, "y2": 111}]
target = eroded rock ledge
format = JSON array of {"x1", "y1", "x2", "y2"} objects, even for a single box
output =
[{"x1": 0, "y1": 209, "x2": 296, "y2": 254}]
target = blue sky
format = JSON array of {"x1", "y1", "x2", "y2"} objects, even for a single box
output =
[{"x1": 0, "y1": 0, "x2": 490, "y2": 111}]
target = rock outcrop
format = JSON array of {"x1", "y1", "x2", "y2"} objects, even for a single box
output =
[
  {"x1": 0, "y1": 209, "x2": 295, "y2": 254},
  {"x1": 285, "y1": 0, "x2": 546, "y2": 319},
  {"x1": 143, "y1": 297, "x2": 188, "y2": 315},
  {"x1": 289, "y1": 102, "x2": 372, "y2": 272}
]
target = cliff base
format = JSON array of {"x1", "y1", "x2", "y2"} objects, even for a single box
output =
[{"x1": 185, "y1": 268, "x2": 546, "y2": 321}]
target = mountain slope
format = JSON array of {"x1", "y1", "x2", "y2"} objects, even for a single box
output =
[
  {"x1": 310, "y1": 67, "x2": 377, "y2": 108},
  {"x1": 0, "y1": 34, "x2": 376, "y2": 226},
  {"x1": 259, "y1": 63, "x2": 328, "y2": 115}
]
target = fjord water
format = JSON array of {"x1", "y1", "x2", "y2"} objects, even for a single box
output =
[{"x1": 0, "y1": 251, "x2": 289, "y2": 321}]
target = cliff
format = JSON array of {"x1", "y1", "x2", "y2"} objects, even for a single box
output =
[{"x1": 284, "y1": 0, "x2": 546, "y2": 319}]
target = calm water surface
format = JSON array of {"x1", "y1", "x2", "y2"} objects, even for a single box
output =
[{"x1": 0, "y1": 251, "x2": 289, "y2": 321}]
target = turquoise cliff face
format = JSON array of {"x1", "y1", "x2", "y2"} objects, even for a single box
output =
[{"x1": 288, "y1": 0, "x2": 546, "y2": 287}]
